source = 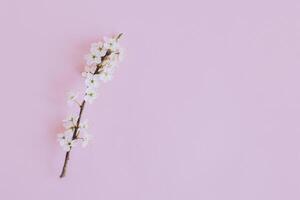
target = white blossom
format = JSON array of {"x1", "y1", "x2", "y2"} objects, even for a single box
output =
[
  {"x1": 61, "y1": 138, "x2": 78, "y2": 152},
  {"x1": 85, "y1": 53, "x2": 102, "y2": 65},
  {"x1": 57, "y1": 131, "x2": 73, "y2": 145},
  {"x1": 103, "y1": 64, "x2": 116, "y2": 75},
  {"x1": 90, "y1": 42, "x2": 107, "y2": 57},
  {"x1": 63, "y1": 115, "x2": 77, "y2": 130},
  {"x1": 81, "y1": 133, "x2": 92, "y2": 147},
  {"x1": 67, "y1": 91, "x2": 78, "y2": 106},
  {"x1": 79, "y1": 120, "x2": 88, "y2": 132},
  {"x1": 103, "y1": 37, "x2": 119, "y2": 51},
  {"x1": 85, "y1": 73, "x2": 100, "y2": 88},
  {"x1": 106, "y1": 54, "x2": 119, "y2": 67},
  {"x1": 99, "y1": 68, "x2": 114, "y2": 82},
  {"x1": 57, "y1": 131, "x2": 78, "y2": 151},
  {"x1": 84, "y1": 87, "x2": 97, "y2": 104}
]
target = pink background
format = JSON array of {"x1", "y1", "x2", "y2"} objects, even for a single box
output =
[{"x1": 1, "y1": 0, "x2": 300, "y2": 199}]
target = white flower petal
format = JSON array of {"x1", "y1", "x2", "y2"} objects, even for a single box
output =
[
  {"x1": 84, "y1": 88, "x2": 97, "y2": 104},
  {"x1": 67, "y1": 91, "x2": 78, "y2": 106},
  {"x1": 99, "y1": 69, "x2": 113, "y2": 82},
  {"x1": 81, "y1": 133, "x2": 92, "y2": 147},
  {"x1": 85, "y1": 73, "x2": 100, "y2": 88}
]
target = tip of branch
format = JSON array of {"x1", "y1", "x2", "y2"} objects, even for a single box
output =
[
  {"x1": 59, "y1": 171, "x2": 66, "y2": 178},
  {"x1": 116, "y1": 33, "x2": 123, "y2": 41}
]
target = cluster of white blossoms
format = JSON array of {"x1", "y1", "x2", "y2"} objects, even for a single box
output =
[
  {"x1": 57, "y1": 34, "x2": 123, "y2": 152},
  {"x1": 58, "y1": 116, "x2": 91, "y2": 151},
  {"x1": 82, "y1": 35, "x2": 124, "y2": 103}
]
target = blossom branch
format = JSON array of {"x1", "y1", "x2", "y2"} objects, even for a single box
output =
[{"x1": 58, "y1": 33, "x2": 124, "y2": 178}]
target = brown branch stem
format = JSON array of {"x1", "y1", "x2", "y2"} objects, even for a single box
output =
[
  {"x1": 59, "y1": 57, "x2": 104, "y2": 178},
  {"x1": 59, "y1": 101, "x2": 86, "y2": 178},
  {"x1": 59, "y1": 151, "x2": 70, "y2": 178}
]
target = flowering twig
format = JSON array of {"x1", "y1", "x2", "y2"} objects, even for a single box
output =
[{"x1": 58, "y1": 33, "x2": 124, "y2": 178}]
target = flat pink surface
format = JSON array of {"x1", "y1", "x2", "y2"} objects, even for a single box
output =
[{"x1": 1, "y1": 0, "x2": 300, "y2": 199}]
